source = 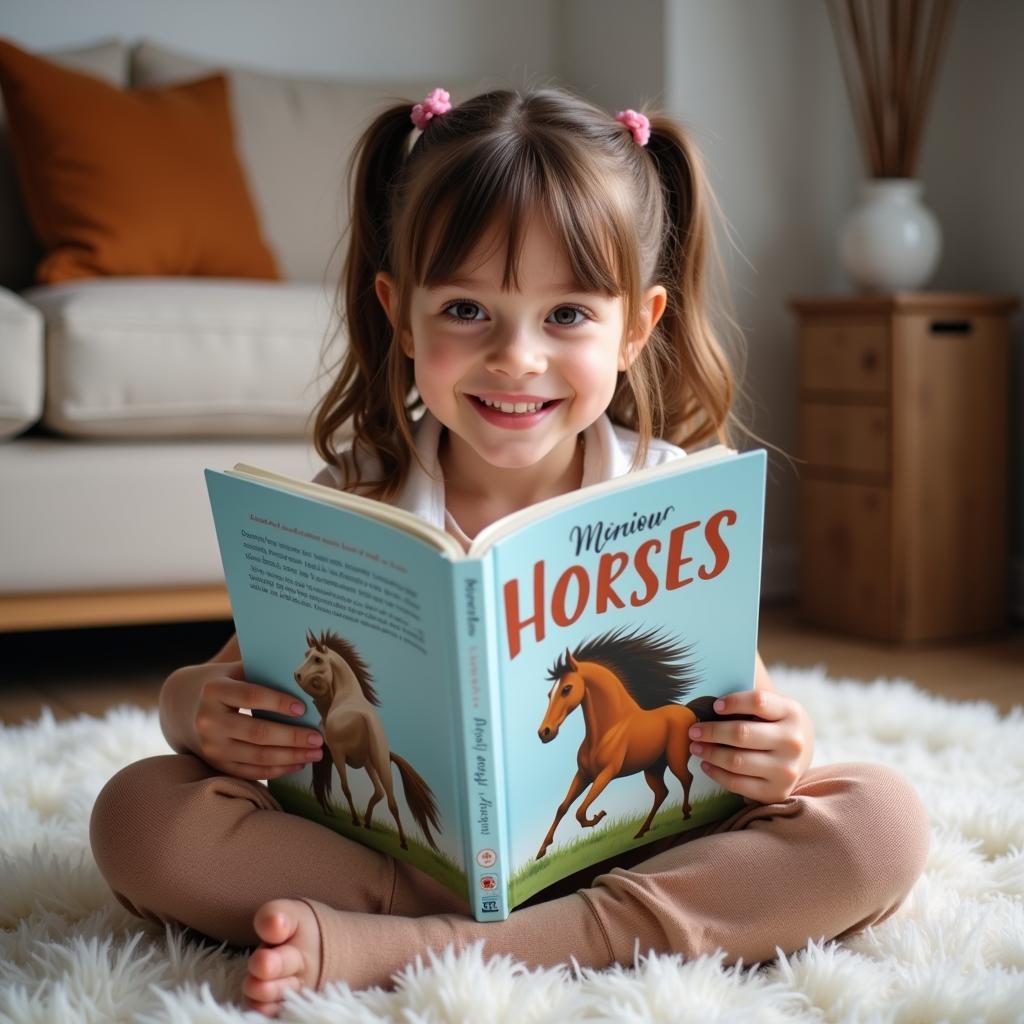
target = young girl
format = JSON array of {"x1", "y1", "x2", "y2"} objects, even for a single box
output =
[{"x1": 90, "y1": 86, "x2": 930, "y2": 1017}]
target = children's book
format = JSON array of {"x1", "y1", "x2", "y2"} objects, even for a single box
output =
[{"x1": 204, "y1": 442, "x2": 767, "y2": 922}]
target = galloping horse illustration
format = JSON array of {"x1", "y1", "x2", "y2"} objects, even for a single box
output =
[
  {"x1": 535, "y1": 625, "x2": 751, "y2": 860},
  {"x1": 295, "y1": 628, "x2": 441, "y2": 852}
]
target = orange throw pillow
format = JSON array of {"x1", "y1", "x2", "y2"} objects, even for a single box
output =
[{"x1": 0, "y1": 39, "x2": 279, "y2": 284}]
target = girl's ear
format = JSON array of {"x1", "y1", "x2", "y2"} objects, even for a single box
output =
[
  {"x1": 618, "y1": 285, "x2": 668, "y2": 371},
  {"x1": 374, "y1": 272, "x2": 414, "y2": 358}
]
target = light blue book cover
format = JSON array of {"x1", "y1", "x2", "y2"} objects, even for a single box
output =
[{"x1": 204, "y1": 445, "x2": 766, "y2": 922}]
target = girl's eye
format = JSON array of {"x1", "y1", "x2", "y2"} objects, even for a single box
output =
[
  {"x1": 440, "y1": 300, "x2": 591, "y2": 327},
  {"x1": 548, "y1": 305, "x2": 589, "y2": 327},
  {"x1": 442, "y1": 300, "x2": 486, "y2": 322}
]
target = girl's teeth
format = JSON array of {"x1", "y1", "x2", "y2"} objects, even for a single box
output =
[{"x1": 479, "y1": 398, "x2": 546, "y2": 413}]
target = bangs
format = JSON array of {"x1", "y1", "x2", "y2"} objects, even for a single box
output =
[{"x1": 404, "y1": 139, "x2": 634, "y2": 301}]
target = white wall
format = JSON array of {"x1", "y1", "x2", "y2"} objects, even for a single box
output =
[
  {"x1": 556, "y1": 0, "x2": 666, "y2": 111},
  {"x1": 0, "y1": 0, "x2": 556, "y2": 83}
]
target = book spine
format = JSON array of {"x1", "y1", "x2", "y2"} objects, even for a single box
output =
[{"x1": 450, "y1": 558, "x2": 511, "y2": 922}]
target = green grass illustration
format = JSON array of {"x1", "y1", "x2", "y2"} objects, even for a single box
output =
[
  {"x1": 271, "y1": 782, "x2": 745, "y2": 914},
  {"x1": 509, "y1": 791, "x2": 746, "y2": 907},
  {"x1": 272, "y1": 779, "x2": 468, "y2": 899}
]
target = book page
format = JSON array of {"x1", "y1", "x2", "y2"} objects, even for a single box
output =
[
  {"x1": 228, "y1": 463, "x2": 463, "y2": 559},
  {"x1": 468, "y1": 443, "x2": 735, "y2": 556},
  {"x1": 228, "y1": 448, "x2": 735, "y2": 562}
]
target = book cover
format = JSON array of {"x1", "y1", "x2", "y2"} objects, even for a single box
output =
[{"x1": 204, "y1": 445, "x2": 766, "y2": 922}]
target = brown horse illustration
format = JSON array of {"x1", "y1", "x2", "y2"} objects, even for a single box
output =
[
  {"x1": 296, "y1": 629, "x2": 441, "y2": 852},
  {"x1": 535, "y1": 625, "x2": 753, "y2": 860}
]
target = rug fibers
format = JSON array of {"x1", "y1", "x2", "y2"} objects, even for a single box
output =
[{"x1": 1, "y1": 666, "x2": 1023, "y2": 1023}]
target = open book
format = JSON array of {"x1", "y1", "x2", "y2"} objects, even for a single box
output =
[{"x1": 205, "y1": 444, "x2": 767, "y2": 922}]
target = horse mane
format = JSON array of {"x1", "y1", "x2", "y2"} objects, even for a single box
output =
[
  {"x1": 546, "y1": 625, "x2": 702, "y2": 709},
  {"x1": 306, "y1": 628, "x2": 381, "y2": 706}
]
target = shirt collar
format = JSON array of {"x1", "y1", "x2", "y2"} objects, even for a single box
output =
[{"x1": 393, "y1": 410, "x2": 627, "y2": 529}]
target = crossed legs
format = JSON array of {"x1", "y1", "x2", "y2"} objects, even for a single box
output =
[{"x1": 90, "y1": 753, "x2": 930, "y2": 1006}]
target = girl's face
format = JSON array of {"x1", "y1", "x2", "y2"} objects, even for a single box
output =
[{"x1": 377, "y1": 215, "x2": 665, "y2": 481}]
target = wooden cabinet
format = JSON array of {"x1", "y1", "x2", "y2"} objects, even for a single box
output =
[{"x1": 790, "y1": 293, "x2": 1019, "y2": 642}]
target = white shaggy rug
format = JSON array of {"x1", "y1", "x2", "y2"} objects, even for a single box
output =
[{"x1": 2, "y1": 665, "x2": 1023, "y2": 1022}]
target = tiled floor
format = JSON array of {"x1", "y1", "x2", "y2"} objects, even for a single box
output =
[{"x1": 1, "y1": 602, "x2": 1021, "y2": 726}]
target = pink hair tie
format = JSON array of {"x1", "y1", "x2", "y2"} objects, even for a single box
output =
[
  {"x1": 615, "y1": 108, "x2": 651, "y2": 147},
  {"x1": 411, "y1": 87, "x2": 452, "y2": 129}
]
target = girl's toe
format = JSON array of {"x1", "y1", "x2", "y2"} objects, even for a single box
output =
[
  {"x1": 253, "y1": 901, "x2": 296, "y2": 944},
  {"x1": 248, "y1": 942, "x2": 305, "y2": 981},
  {"x1": 242, "y1": 973, "x2": 301, "y2": 1004},
  {"x1": 246, "y1": 947, "x2": 279, "y2": 980},
  {"x1": 253, "y1": 914, "x2": 280, "y2": 945}
]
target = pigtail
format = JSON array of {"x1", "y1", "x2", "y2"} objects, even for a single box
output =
[
  {"x1": 312, "y1": 103, "x2": 418, "y2": 499},
  {"x1": 313, "y1": 86, "x2": 755, "y2": 508},
  {"x1": 636, "y1": 116, "x2": 738, "y2": 452}
]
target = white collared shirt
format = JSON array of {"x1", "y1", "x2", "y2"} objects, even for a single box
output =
[{"x1": 314, "y1": 411, "x2": 685, "y2": 551}]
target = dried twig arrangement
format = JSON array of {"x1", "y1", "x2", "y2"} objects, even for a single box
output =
[{"x1": 827, "y1": 0, "x2": 957, "y2": 178}]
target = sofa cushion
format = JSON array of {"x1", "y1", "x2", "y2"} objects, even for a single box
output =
[
  {"x1": 23, "y1": 278, "x2": 343, "y2": 438},
  {"x1": 0, "y1": 39, "x2": 279, "y2": 285},
  {"x1": 132, "y1": 41, "x2": 464, "y2": 284},
  {"x1": 0, "y1": 286, "x2": 43, "y2": 439},
  {"x1": 0, "y1": 38, "x2": 126, "y2": 292},
  {"x1": 0, "y1": 436, "x2": 321, "y2": 592}
]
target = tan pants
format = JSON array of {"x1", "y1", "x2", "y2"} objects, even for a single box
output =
[{"x1": 89, "y1": 754, "x2": 930, "y2": 991}]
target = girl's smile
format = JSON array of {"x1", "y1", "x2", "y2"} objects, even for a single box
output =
[{"x1": 465, "y1": 393, "x2": 564, "y2": 430}]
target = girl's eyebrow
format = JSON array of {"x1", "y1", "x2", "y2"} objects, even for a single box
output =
[{"x1": 428, "y1": 277, "x2": 595, "y2": 294}]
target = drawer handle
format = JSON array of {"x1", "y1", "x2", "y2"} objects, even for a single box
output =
[{"x1": 930, "y1": 320, "x2": 972, "y2": 335}]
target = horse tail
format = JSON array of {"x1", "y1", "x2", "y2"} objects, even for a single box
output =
[
  {"x1": 685, "y1": 695, "x2": 759, "y2": 724},
  {"x1": 311, "y1": 746, "x2": 334, "y2": 814},
  {"x1": 390, "y1": 753, "x2": 442, "y2": 851}
]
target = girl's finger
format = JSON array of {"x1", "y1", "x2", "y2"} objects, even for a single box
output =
[
  {"x1": 688, "y1": 718, "x2": 777, "y2": 751},
  {"x1": 698, "y1": 759, "x2": 773, "y2": 803},
  {"x1": 712, "y1": 689, "x2": 789, "y2": 722},
  {"x1": 691, "y1": 742, "x2": 776, "y2": 781},
  {"x1": 243, "y1": 712, "x2": 323, "y2": 753},
  {"x1": 210, "y1": 679, "x2": 309, "y2": 720},
  {"x1": 212, "y1": 703, "x2": 322, "y2": 753},
  {"x1": 225, "y1": 737, "x2": 324, "y2": 769}
]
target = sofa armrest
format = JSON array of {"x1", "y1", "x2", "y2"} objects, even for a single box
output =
[{"x1": 0, "y1": 286, "x2": 44, "y2": 440}]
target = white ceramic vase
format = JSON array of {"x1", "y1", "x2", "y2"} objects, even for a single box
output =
[{"x1": 838, "y1": 178, "x2": 942, "y2": 292}]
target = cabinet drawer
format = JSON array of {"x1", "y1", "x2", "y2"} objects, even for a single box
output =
[
  {"x1": 800, "y1": 479, "x2": 893, "y2": 638},
  {"x1": 800, "y1": 322, "x2": 889, "y2": 395},
  {"x1": 800, "y1": 403, "x2": 889, "y2": 474}
]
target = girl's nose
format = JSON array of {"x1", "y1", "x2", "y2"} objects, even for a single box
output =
[{"x1": 484, "y1": 326, "x2": 546, "y2": 376}]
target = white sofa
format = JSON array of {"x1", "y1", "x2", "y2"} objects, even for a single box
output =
[{"x1": 0, "y1": 38, "x2": 452, "y2": 632}]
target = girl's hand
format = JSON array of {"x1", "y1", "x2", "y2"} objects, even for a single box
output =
[
  {"x1": 688, "y1": 688, "x2": 815, "y2": 805},
  {"x1": 177, "y1": 660, "x2": 325, "y2": 781}
]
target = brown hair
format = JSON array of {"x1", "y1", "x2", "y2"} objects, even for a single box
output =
[{"x1": 312, "y1": 85, "x2": 742, "y2": 501}]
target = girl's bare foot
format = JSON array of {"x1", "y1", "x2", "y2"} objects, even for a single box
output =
[{"x1": 242, "y1": 898, "x2": 322, "y2": 1017}]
